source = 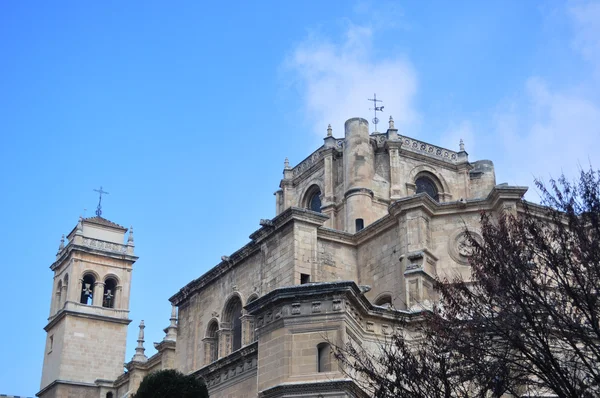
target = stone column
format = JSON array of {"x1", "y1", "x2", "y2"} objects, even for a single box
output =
[
  {"x1": 218, "y1": 324, "x2": 231, "y2": 359},
  {"x1": 115, "y1": 286, "x2": 123, "y2": 309},
  {"x1": 61, "y1": 284, "x2": 68, "y2": 308},
  {"x1": 387, "y1": 141, "x2": 402, "y2": 200},
  {"x1": 92, "y1": 282, "x2": 104, "y2": 306},
  {"x1": 202, "y1": 338, "x2": 216, "y2": 365},
  {"x1": 241, "y1": 313, "x2": 255, "y2": 346},
  {"x1": 343, "y1": 117, "x2": 375, "y2": 233},
  {"x1": 321, "y1": 148, "x2": 336, "y2": 228},
  {"x1": 54, "y1": 288, "x2": 61, "y2": 314},
  {"x1": 76, "y1": 278, "x2": 83, "y2": 304}
]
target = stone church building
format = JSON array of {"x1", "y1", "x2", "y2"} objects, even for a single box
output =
[{"x1": 38, "y1": 117, "x2": 526, "y2": 397}]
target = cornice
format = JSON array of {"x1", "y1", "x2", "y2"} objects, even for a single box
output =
[
  {"x1": 316, "y1": 227, "x2": 355, "y2": 245},
  {"x1": 387, "y1": 187, "x2": 529, "y2": 219},
  {"x1": 44, "y1": 308, "x2": 131, "y2": 331},
  {"x1": 486, "y1": 185, "x2": 528, "y2": 210},
  {"x1": 245, "y1": 281, "x2": 422, "y2": 324},
  {"x1": 37, "y1": 379, "x2": 98, "y2": 397},
  {"x1": 259, "y1": 379, "x2": 369, "y2": 398},
  {"x1": 170, "y1": 208, "x2": 328, "y2": 306},
  {"x1": 51, "y1": 243, "x2": 138, "y2": 271},
  {"x1": 192, "y1": 342, "x2": 258, "y2": 391},
  {"x1": 249, "y1": 207, "x2": 329, "y2": 243}
]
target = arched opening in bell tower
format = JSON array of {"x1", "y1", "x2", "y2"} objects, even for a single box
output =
[
  {"x1": 103, "y1": 277, "x2": 118, "y2": 308},
  {"x1": 80, "y1": 274, "x2": 96, "y2": 305}
]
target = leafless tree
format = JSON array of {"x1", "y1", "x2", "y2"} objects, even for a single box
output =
[{"x1": 334, "y1": 168, "x2": 600, "y2": 398}]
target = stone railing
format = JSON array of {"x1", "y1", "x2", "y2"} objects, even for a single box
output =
[
  {"x1": 291, "y1": 150, "x2": 324, "y2": 177},
  {"x1": 198, "y1": 342, "x2": 258, "y2": 389},
  {"x1": 399, "y1": 135, "x2": 458, "y2": 163},
  {"x1": 60, "y1": 301, "x2": 130, "y2": 319}
]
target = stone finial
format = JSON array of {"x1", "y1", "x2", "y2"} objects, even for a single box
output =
[
  {"x1": 284, "y1": 157, "x2": 290, "y2": 170},
  {"x1": 327, "y1": 124, "x2": 332, "y2": 137},
  {"x1": 128, "y1": 226, "x2": 134, "y2": 245},
  {"x1": 132, "y1": 320, "x2": 148, "y2": 362},
  {"x1": 76, "y1": 216, "x2": 83, "y2": 235},
  {"x1": 58, "y1": 234, "x2": 65, "y2": 251},
  {"x1": 389, "y1": 116, "x2": 395, "y2": 129},
  {"x1": 459, "y1": 139, "x2": 465, "y2": 152},
  {"x1": 163, "y1": 305, "x2": 178, "y2": 342}
]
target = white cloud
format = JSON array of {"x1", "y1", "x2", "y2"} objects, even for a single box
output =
[
  {"x1": 568, "y1": 0, "x2": 600, "y2": 75},
  {"x1": 285, "y1": 2, "x2": 600, "y2": 200},
  {"x1": 492, "y1": 77, "x2": 600, "y2": 190},
  {"x1": 286, "y1": 23, "x2": 419, "y2": 137}
]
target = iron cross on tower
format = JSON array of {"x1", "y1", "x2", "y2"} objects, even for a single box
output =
[
  {"x1": 368, "y1": 93, "x2": 384, "y2": 132},
  {"x1": 93, "y1": 186, "x2": 109, "y2": 217}
]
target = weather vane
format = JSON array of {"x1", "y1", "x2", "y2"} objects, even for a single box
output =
[
  {"x1": 93, "y1": 186, "x2": 109, "y2": 217},
  {"x1": 368, "y1": 93, "x2": 384, "y2": 132}
]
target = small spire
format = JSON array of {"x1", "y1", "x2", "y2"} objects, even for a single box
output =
[
  {"x1": 389, "y1": 116, "x2": 395, "y2": 130},
  {"x1": 459, "y1": 139, "x2": 465, "y2": 152},
  {"x1": 284, "y1": 157, "x2": 290, "y2": 170},
  {"x1": 163, "y1": 305, "x2": 178, "y2": 342},
  {"x1": 76, "y1": 216, "x2": 83, "y2": 235},
  {"x1": 128, "y1": 226, "x2": 134, "y2": 245},
  {"x1": 132, "y1": 320, "x2": 148, "y2": 362},
  {"x1": 327, "y1": 124, "x2": 332, "y2": 137},
  {"x1": 58, "y1": 234, "x2": 65, "y2": 251}
]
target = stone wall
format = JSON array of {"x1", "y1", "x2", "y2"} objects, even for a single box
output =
[
  {"x1": 174, "y1": 210, "x2": 328, "y2": 375},
  {"x1": 58, "y1": 316, "x2": 127, "y2": 383},
  {"x1": 357, "y1": 222, "x2": 404, "y2": 307}
]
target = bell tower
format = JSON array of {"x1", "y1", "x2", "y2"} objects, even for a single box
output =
[{"x1": 38, "y1": 215, "x2": 138, "y2": 398}]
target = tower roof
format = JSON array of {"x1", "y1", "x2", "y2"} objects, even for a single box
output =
[{"x1": 83, "y1": 216, "x2": 127, "y2": 231}]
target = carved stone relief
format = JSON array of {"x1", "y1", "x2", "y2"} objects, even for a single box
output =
[{"x1": 448, "y1": 229, "x2": 482, "y2": 265}]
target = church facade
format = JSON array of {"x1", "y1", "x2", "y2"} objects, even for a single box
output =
[{"x1": 38, "y1": 117, "x2": 527, "y2": 397}]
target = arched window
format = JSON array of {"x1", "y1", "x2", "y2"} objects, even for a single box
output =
[
  {"x1": 62, "y1": 274, "x2": 69, "y2": 308},
  {"x1": 415, "y1": 176, "x2": 439, "y2": 201},
  {"x1": 106, "y1": 393, "x2": 114, "y2": 398},
  {"x1": 317, "y1": 342, "x2": 332, "y2": 372},
  {"x1": 206, "y1": 320, "x2": 219, "y2": 363},
  {"x1": 304, "y1": 185, "x2": 322, "y2": 213},
  {"x1": 103, "y1": 277, "x2": 118, "y2": 308},
  {"x1": 55, "y1": 280, "x2": 63, "y2": 313},
  {"x1": 375, "y1": 294, "x2": 393, "y2": 307},
  {"x1": 80, "y1": 274, "x2": 96, "y2": 305},
  {"x1": 224, "y1": 296, "x2": 243, "y2": 352}
]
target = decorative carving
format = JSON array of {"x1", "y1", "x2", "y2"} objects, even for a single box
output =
[
  {"x1": 311, "y1": 301, "x2": 321, "y2": 313},
  {"x1": 400, "y1": 136, "x2": 458, "y2": 163},
  {"x1": 366, "y1": 321, "x2": 374, "y2": 332},
  {"x1": 448, "y1": 229, "x2": 482, "y2": 265},
  {"x1": 458, "y1": 239, "x2": 474, "y2": 257},
  {"x1": 291, "y1": 150, "x2": 325, "y2": 176},
  {"x1": 291, "y1": 303, "x2": 301, "y2": 315},
  {"x1": 382, "y1": 324, "x2": 391, "y2": 335},
  {"x1": 82, "y1": 237, "x2": 127, "y2": 254},
  {"x1": 319, "y1": 250, "x2": 335, "y2": 266},
  {"x1": 332, "y1": 299, "x2": 342, "y2": 311}
]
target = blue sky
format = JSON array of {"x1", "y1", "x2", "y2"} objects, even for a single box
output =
[{"x1": 1, "y1": 1, "x2": 599, "y2": 395}]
